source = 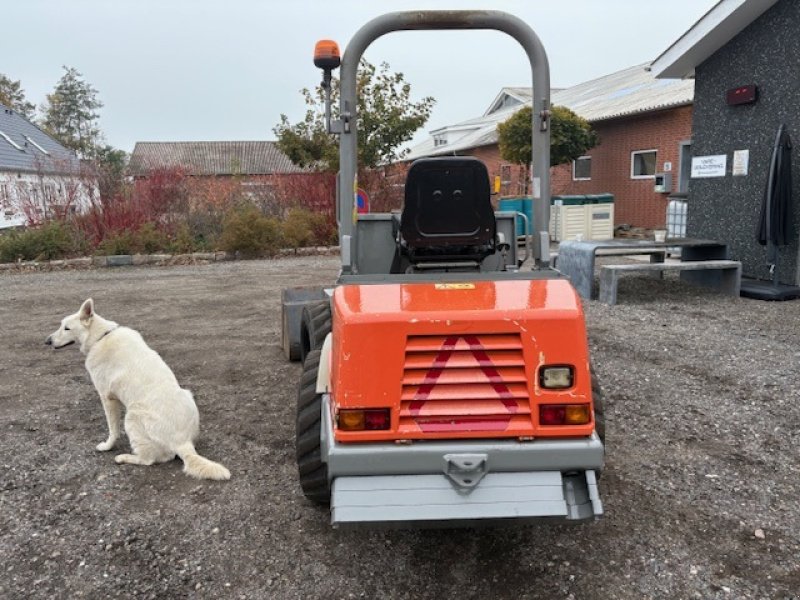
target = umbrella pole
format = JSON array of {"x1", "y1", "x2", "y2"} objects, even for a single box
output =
[{"x1": 769, "y1": 242, "x2": 778, "y2": 287}]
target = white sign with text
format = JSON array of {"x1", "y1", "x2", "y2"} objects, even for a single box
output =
[
  {"x1": 691, "y1": 155, "x2": 727, "y2": 178},
  {"x1": 733, "y1": 150, "x2": 750, "y2": 176}
]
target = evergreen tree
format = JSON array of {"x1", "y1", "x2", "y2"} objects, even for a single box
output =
[
  {"x1": 0, "y1": 74, "x2": 36, "y2": 120},
  {"x1": 41, "y1": 66, "x2": 104, "y2": 158}
]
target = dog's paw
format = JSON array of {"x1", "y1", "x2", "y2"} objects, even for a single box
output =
[
  {"x1": 115, "y1": 453, "x2": 150, "y2": 465},
  {"x1": 96, "y1": 440, "x2": 115, "y2": 452}
]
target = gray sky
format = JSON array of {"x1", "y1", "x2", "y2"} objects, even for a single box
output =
[{"x1": 3, "y1": 0, "x2": 717, "y2": 152}]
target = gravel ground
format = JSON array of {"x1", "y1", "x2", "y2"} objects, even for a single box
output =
[{"x1": 1, "y1": 256, "x2": 798, "y2": 599}]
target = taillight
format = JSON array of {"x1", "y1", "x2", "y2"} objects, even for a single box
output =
[
  {"x1": 540, "y1": 404, "x2": 565, "y2": 425},
  {"x1": 365, "y1": 409, "x2": 390, "y2": 430},
  {"x1": 539, "y1": 404, "x2": 590, "y2": 426},
  {"x1": 338, "y1": 409, "x2": 390, "y2": 431}
]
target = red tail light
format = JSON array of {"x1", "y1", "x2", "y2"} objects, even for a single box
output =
[
  {"x1": 364, "y1": 409, "x2": 390, "y2": 430},
  {"x1": 540, "y1": 405, "x2": 566, "y2": 425},
  {"x1": 339, "y1": 408, "x2": 391, "y2": 431}
]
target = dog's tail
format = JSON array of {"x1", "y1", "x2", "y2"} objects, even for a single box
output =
[{"x1": 176, "y1": 442, "x2": 231, "y2": 480}]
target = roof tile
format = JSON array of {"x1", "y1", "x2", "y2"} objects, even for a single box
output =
[
  {"x1": 128, "y1": 141, "x2": 305, "y2": 176},
  {"x1": 0, "y1": 104, "x2": 81, "y2": 174},
  {"x1": 407, "y1": 63, "x2": 694, "y2": 160}
]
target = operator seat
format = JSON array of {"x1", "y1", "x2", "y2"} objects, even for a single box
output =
[{"x1": 397, "y1": 157, "x2": 496, "y2": 268}]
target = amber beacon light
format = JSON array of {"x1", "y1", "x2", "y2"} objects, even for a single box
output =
[{"x1": 314, "y1": 40, "x2": 341, "y2": 70}]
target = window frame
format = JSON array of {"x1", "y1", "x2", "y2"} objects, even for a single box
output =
[
  {"x1": 630, "y1": 149, "x2": 658, "y2": 179},
  {"x1": 572, "y1": 155, "x2": 592, "y2": 181}
]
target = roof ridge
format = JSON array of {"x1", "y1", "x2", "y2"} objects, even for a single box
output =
[{"x1": 134, "y1": 140, "x2": 280, "y2": 145}]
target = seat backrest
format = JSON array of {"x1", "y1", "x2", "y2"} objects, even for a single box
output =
[{"x1": 400, "y1": 157, "x2": 496, "y2": 255}]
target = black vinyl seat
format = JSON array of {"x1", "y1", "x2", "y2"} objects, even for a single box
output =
[{"x1": 398, "y1": 157, "x2": 496, "y2": 265}]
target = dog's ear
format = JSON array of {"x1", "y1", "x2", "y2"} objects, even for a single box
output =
[{"x1": 79, "y1": 298, "x2": 94, "y2": 322}]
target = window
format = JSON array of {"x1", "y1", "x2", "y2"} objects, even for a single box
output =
[
  {"x1": 631, "y1": 150, "x2": 657, "y2": 179},
  {"x1": 573, "y1": 156, "x2": 592, "y2": 180},
  {"x1": 44, "y1": 184, "x2": 57, "y2": 203},
  {"x1": 433, "y1": 134, "x2": 447, "y2": 148},
  {"x1": 0, "y1": 183, "x2": 12, "y2": 215},
  {"x1": 500, "y1": 164, "x2": 512, "y2": 185}
]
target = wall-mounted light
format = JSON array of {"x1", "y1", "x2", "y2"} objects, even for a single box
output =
[{"x1": 726, "y1": 85, "x2": 758, "y2": 106}]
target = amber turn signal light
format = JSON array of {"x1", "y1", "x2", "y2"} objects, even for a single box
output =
[
  {"x1": 565, "y1": 404, "x2": 591, "y2": 425},
  {"x1": 314, "y1": 40, "x2": 341, "y2": 70},
  {"x1": 338, "y1": 409, "x2": 390, "y2": 431}
]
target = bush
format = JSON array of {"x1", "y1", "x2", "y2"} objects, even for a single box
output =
[
  {"x1": 219, "y1": 204, "x2": 282, "y2": 258},
  {"x1": 184, "y1": 210, "x2": 223, "y2": 251},
  {"x1": 95, "y1": 230, "x2": 134, "y2": 256},
  {"x1": 170, "y1": 225, "x2": 194, "y2": 254},
  {"x1": 0, "y1": 221, "x2": 86, "y2": 262},
  {"x1": 132, "y1": 222, "x2": 169, "y2": 254},
  {"x1": 283, "y1": 208, "x2": 331, "y2": 248}
]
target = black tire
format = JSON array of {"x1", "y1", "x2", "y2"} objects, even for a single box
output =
[
  {"x1": 590, "y1": 365, "x2": 606, "y2": 445},
  {"x1": 295, "y1": 348, "x2": 330, "y2": 504},
  {"x1": 300, "y1": 301, "x2": 332, "y2": 364}
]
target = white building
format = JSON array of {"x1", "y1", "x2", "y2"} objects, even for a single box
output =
[{"x1": 0, "y1": 104, "x2": 96, "y2": 229}]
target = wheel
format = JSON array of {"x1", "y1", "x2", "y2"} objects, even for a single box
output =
[
  {"x1": 295, "y1": 348, "x2": 330, "y2": 504},
  {"x1": 590, "y1": 365, "x2": 606, "y2": 445},
  {"x1": 299, "y1": 301, "x2": 331, "y2": 364}
]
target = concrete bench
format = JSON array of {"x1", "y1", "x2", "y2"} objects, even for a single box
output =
[
  {"x1": 557, "y1": 239, "x2": 727, "y2": 300},
  {"x1": 598, "y1": 260, "x2": 742, "y2": 305}
]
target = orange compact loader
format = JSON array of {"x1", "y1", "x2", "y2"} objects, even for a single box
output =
[{"x1": 281, "y1": 10, "x2": 605, "y2": 527}]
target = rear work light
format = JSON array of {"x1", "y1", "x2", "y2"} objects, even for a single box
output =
[
  {"x1": 338, "y1": 409, "x2": 390, "y2": 431},
  {"x1": 539, "y1": 365, "x2": 574, "y2": 389},
  {"x1": 539, "y1": 404, "x2": 591, "y2": 426}
]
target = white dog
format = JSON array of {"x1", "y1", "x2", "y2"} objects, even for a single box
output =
[{"x1": 46, "y1": 299, "x2": 230, "y2": 480}]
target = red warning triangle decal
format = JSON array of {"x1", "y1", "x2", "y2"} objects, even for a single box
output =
[{"x1": 408, "y1": 335, "x2": 519, "y2": 416}]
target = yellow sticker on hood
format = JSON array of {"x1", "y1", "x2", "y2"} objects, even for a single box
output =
[{"x1": 434, "y1": 283, "x2": 476, "y2": 290}]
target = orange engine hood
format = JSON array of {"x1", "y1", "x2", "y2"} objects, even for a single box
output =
[{"x1": 330, "y1": 279, "x2": 594, "y2": 441}]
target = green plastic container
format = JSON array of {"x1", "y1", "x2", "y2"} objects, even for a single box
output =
[
  {"x1": 551, "y1": 194, "x2": 588, "y2": 206},
  {"x1": 585, "y1": 193, "x2": 615, "y2": 204}
]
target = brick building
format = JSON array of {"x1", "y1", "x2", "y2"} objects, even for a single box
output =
[
  {"x1": 406, "y1": 64, "x2": 694, "y2": 229},
  {"x1": 550, "y1": 104, "x2": 694, "y2": 228}
]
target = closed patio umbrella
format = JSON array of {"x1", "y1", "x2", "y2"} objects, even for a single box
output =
[
  {"x1": 757, "y1": 123, "x2": 793, "y2": 264},
  {"x1": 741, "y1": 123, "x2": 800, "y2": 299}
]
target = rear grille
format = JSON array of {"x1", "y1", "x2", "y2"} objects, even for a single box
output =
[{"x1": 401, "y1": 334, "x2": 530, "y2": 433}]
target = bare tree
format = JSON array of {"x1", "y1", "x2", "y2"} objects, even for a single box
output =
[{"x1": 16, "y1": 156, "x2": 96, "y2": 225}]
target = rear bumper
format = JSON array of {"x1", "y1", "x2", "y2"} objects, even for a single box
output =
[{"x1": 321, "y1": 395, "x2": 605, "y2": 527}]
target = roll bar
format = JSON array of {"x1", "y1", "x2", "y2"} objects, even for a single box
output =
[{"x1": 321, "y1": 11, "x2": 552, "y2": 271}]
